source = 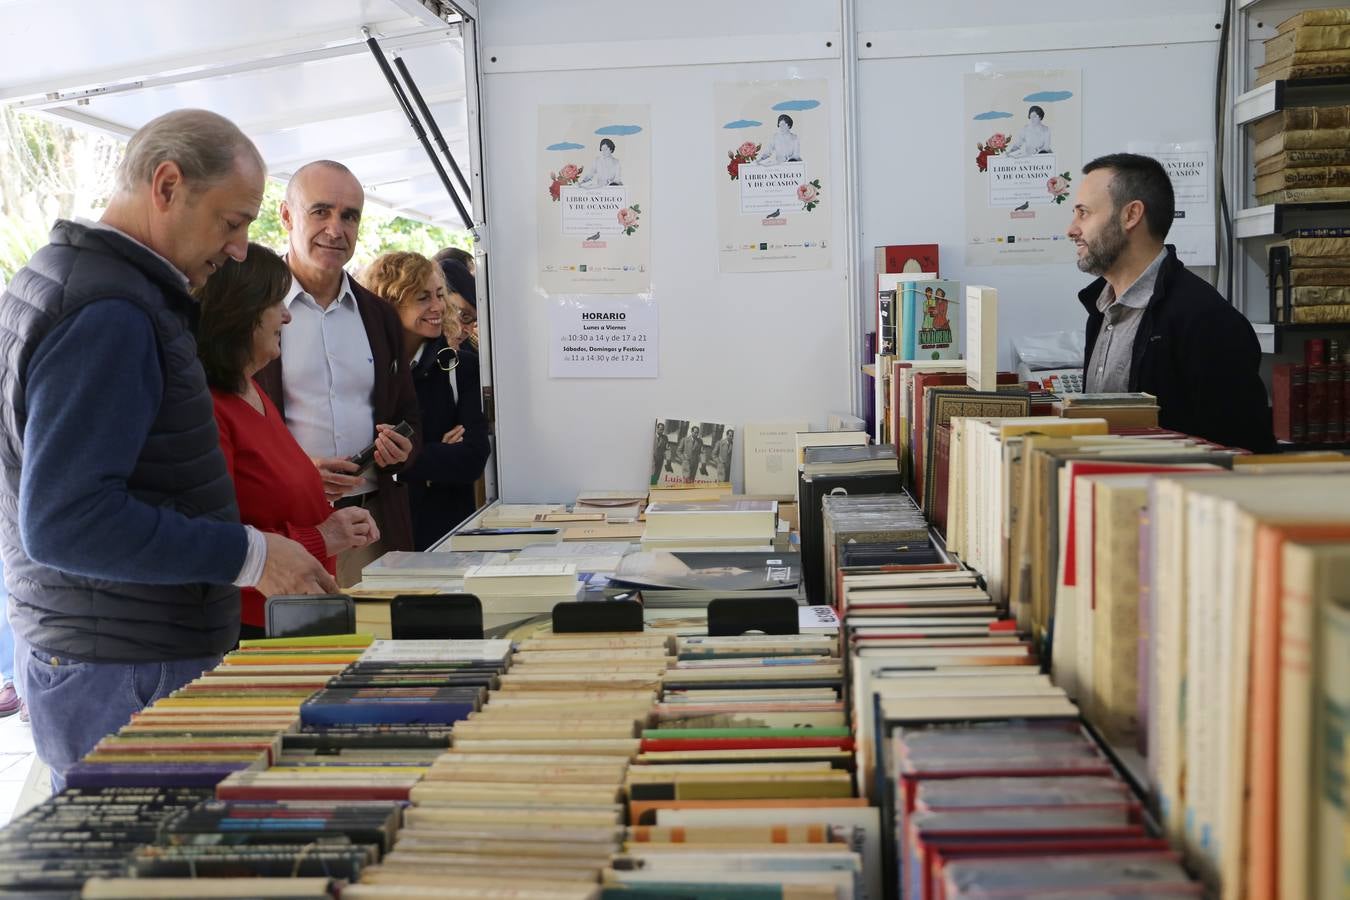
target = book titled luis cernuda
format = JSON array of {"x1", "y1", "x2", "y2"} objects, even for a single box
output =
[{"x1": 651, "y1": 418, "x2": 734, "y2": 487}]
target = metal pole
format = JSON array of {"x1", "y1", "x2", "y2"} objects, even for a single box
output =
[
  {"x1": 362, "y1": 27, "x2": 473, "y2": 230},
  {"x1": 393, "y1": 54, "x2": 472, "y2": 201}
]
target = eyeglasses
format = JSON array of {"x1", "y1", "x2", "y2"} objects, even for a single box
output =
[
  {"x1": 436, "y1": 345, "x2": 460, "y2": 374},
  {"x1": 450, "y1": 308, "x2": 476, "y2": 324}
]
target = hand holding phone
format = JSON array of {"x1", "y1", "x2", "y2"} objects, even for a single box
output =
[{"x1": 349, "y1": 420, "x2": 414, "y2": 472}]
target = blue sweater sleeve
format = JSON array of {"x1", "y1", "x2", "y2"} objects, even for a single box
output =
[{"x1": 19, "y1": 299, "x2": 247, "y2": 585}]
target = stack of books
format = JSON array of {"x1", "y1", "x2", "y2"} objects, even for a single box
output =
[
  {"x1": 61, "y1": 635, "x2": 369, "y2": 789},
  {"x1": 1273, "y1": 336, "x2": 1350, "y2": 442},
  {"x1": 641, "y1": 498, "x2": 778, "y2": 551},
  {"x1": 1269, "y1": 231, "x2": 1350, "y2": 326},
  {"x1": 1059, "y1": 392, "x2": 1160, "y2": 428},
  {"x1": 1255, "y1": 8, "x2": 1350, "y2": 89},
  {"x1": 612, "y1": 632, "x2": 876, "y2": 898},
  {"x1": 0, "y1": 787, "x2": 213, "y2": 896},
  {"x1": 817, "y1": 493, "x2": 929, "y2": 609},
  {"x1": 461, "y1": 561, "x2": 581, "y2": 620},
  {"x1": 349, "y1": 633, "x2": 669, "y2": 897}
]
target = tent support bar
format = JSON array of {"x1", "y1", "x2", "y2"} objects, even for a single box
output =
[
  {"x1": 363, "y1": 27, "x2": 473, "y2": 231},
  {"x1": 393, "y1": 55, "x2": 472, "y2": 201}
]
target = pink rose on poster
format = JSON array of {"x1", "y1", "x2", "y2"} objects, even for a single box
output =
[
  {"x1": 738, "y1": 141, "x2": 759, "y2": 159},
  {"x1": 559, "y1": 163, "x2": 581, "y2": 181},
  {"x1": 1047, "y1": 172, "x2": 1073, "y2": 204},
  {"x1": 985, "y1": 133, "x2": 1009, "y2": 150},
  {"x1": 797, "y1": 179, "x2": 822, "y2": 212},
  {"x1": 617, "y1": 203, "x2": 642, "y2": 236}
]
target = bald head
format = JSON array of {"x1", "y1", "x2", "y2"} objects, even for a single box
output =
[{"x1": 281, "y1": 161, "x2": 365, "y2": 291}]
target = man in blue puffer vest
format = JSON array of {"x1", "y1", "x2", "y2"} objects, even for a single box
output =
[{"x1": 0, "y1": 109, "x2": 337, "y2": 791}]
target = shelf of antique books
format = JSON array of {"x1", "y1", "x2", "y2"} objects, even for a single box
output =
[
  {"x1": 1233, "y1": 200, "x2": 1350, "y2": 239},
  {"x1": 1253, "y1": 321, "x2": 1350, "y2": 353},
  {"x1": 1234, "y1": 74, "x2": 1350, "y2": 125}
]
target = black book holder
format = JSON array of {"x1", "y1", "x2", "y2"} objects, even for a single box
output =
[
  {"x1": 552, "y1": 599, "x2": 644, "y2": 633},
  {"x1": 389, "y1": 593, "x2": 484, "y2": 640},
  {"x1": 707, "y1": 595, "x2": 801, "y2": 636}
]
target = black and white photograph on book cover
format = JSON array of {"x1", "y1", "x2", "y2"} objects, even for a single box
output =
[{"x1": 650, "y1": 419, "x2": 734, "y2": 486}]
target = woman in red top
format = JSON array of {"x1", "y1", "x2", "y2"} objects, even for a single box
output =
[{"x1": 195, "y1": 244, "x2": 379, "y2": 639}]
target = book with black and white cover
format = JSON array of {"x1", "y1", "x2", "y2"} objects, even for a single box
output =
[{"x1": 612, "y1": 550, "x2": 799, "y2": 593}]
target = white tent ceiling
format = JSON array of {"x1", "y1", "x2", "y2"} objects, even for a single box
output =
[{"x1": 0, "y1": 0, "x2": 473, "y2": 229}]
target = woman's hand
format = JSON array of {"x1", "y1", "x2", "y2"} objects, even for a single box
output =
[
  {"x1": 442, "y1": 425, "x2": 466, "y2": 445},
  {"x1": 317, "y1": 507, "x2": 381, "y2": 557}
]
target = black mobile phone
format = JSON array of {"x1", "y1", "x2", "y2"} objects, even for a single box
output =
[
  {"x1": 348, "y1": 420, "x2": 414, "y2": 472},
  {"x1": 264, "y1": 594, "x2": 355, "y2": 639}
]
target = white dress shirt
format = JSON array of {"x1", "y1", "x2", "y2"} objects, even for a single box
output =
[{"x1": 280, "y1": 273, "x2": 378, "y2": 496}]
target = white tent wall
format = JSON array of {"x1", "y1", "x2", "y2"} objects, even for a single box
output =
[
  {"x1": 476, "y1": 0, "x2": 1222, "y2": 502},
  {"x1": 855, "y1": 0, "x2": 1222, "y2": 370},
  {"x1": 478, "y1": 2, "x2": 852, "y2": 502}
]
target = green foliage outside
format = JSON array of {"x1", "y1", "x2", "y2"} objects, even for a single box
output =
[{"x1": 0, "y1": 108, "x2": 472, "y2": 286}]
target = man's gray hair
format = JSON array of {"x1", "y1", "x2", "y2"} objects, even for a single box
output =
[{"x1": 115, "y1": 108, "x2": 264, "y2": 194}]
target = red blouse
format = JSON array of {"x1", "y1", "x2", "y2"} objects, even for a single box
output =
[{"x1": 212, "y1": 381, "x2": 335, "y2": 627}]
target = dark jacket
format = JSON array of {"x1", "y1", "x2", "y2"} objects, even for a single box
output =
[
  {"x1": 402, "y1": 335, "x2": 491, "y2": 550},
  {"x1": 1079, "y1": 245, "x2": 1276, "y2": 453},
  {"x1": 0, "y1": 220, "x2": 243, "y2": 662},
  {"x1": 255, "y1": 277, "x2": 422, "y2": 552}
]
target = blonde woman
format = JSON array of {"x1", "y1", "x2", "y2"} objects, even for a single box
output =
[{"x1": 361, "y1": 253, "x2": 490, "y2": 549}]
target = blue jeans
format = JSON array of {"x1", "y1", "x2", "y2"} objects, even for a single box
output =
[
  {"x1": 12, "y1": 630, "x2": 219, "y2": 793},
  {"x1": 0, "y1": 559, "x2": 12, "y2": 684}
]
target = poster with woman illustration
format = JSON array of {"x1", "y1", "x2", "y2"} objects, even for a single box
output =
[
  {"x1": 964, "y1": 69, "x2": 1081, "y2": 266},
  {"x1": 715, "y1": 79, "x2": 831, "y2": 273},
  {"x1": 538, "y1": 104, "x2": 651, "y2": 293}
]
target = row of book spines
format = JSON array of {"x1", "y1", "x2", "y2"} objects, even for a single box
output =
[{"x1": 1272, "y1": 363, "x2": 1350, "y2": 442}]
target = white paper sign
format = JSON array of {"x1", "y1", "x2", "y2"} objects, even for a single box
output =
[
  {"x1": 549, "y1": 297, "x2": 658, "y2": 378},
  {"x1": 1127, "y1": 140, "x2": 1217, "y2": 267}
]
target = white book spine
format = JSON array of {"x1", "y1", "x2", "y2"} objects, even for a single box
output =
[{"x1": 966, "y1": 285, "x2": 999, "y2": 392}]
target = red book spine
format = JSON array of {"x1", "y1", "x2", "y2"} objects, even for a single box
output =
[
  {"x1": 1327, "y1": 364, "x2": 1345, "y2": 443},
  {"x1": 933, "y1": 423, "x2": 953, "y2": 536},
  {"x1": 1272, "y1": 364, "x2": 1296, "y2": 442},
  {"x1": 1292, "y1": 365, "x2": 1309, "y2": 443},
  {"x1": 1308, "y1": 364, "x2": 1328, "y2": 443}
]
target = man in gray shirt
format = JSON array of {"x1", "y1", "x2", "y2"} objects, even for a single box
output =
[{"x1": 1066, "y1": 153, "x2": 1274, "y2": 452}]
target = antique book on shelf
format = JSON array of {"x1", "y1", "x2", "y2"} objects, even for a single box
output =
[
  {"x1": 1251, "y1": 105, "x2": 1350, "y2": 144},
  {"x1": 1283, "y1": 303, "x2": 1350, "y2": 323},
  {"x1": 1258, "y1": 185, "x2": 1350, "y2": 204},
  {"x1": 743, "y1": 421, "x2": 810, "y2": 499},
  {"x1": 1255, "y1": 165, "x2": 1350, "y2": 196},
  {"x1": 1257, "y1": 148, "x2": 1350, "y2": 176},
  {"x1": 1272, "y1": 363, "x2": 1309, "y2": 442},
  {"x1": 920, "y1": 387, "x2": 1030, "y2": 514},
  {"x1": 1255, "y1": 129, "x2": 1350, "y2": 162},
  {"x1": 965, "y1": 285, "x2": 998, "y2": 391},
  {"x1": 1256, "y1": 58, "x2": 1350, "y2": 87},
  {"x1": 909, "y1": 370, "x2": 1021, "y2": 504}
]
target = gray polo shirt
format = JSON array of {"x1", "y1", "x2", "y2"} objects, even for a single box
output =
[{"x1": 1084, "y1": 248, "x2": 1168, "y2": 393}]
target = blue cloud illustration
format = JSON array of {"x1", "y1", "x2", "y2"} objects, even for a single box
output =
[
  {"x1": 724, "y1": 119, "x2": 762, "y2": 129},
  {"x1": 772, "y1": 99, "x2": 820, "y2": 111},
  {"x1": 546, "y1": 141, "x2": 584, "y2": 151},
  {"x1": 973, "y1": 110, "x2": 1014, "y2": 120},
  {"x1": 1023, "y1": 90, "x2": 1073, "y2": 103},
  {"x1": 595, "y1": 124, "x2": 643, "y2": 136}
]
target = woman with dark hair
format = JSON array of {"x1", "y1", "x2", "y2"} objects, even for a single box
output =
[
  {"x1": 758, "y1": 113, "x2": 802, "y2": 164},
  {"x1": 196, "y1": 243, "x2": 379, "y2": 638},
  {"x1": 581, "y1": 137, "x2": 623, "y2": 188},
  {"x1": 1006, "y1": 105, "x2": 1052, "y2": 158},
  {"x1": 361, "y1": 252, "x2": 490, "y2": 549}
]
